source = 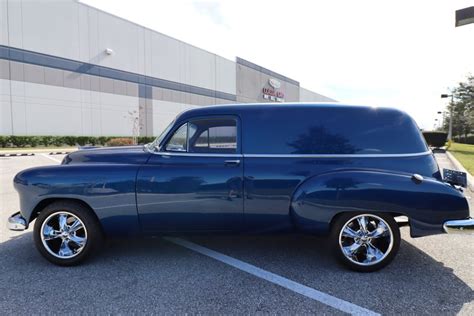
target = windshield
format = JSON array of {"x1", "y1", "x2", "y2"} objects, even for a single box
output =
[{"x1": 148, "y1": 119, "x2": 175, "y2": 151}]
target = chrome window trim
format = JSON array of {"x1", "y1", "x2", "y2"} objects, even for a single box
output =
[
  {"x1": 153, "y1": 150, "x2": 431, "y2": 158},
  {"x1": 157, "y1": 152, "x2": 243, "y2": 158},
  {"x1": 243, "y1": 151, "x2": 432, "y2": 158}
]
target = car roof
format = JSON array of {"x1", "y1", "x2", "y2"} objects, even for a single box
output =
[{"x1": 176, "y1": 102, "x2": 406, "y2": 121}]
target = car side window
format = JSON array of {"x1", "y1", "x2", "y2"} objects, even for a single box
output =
[
  {"x1": 166, "y1": 123, "x2": 188, "y2": 152},
  {"x1": 188, "y1": 118, "x2": 237, "y2": 154}
]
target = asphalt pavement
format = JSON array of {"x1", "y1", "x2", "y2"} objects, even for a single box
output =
[{"x1": 0, "y1": 154, "x2": 472, "y2": 315}]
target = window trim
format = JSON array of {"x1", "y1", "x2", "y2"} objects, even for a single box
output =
[
  {"x1": 164, "y1": 122, "x2": 188, "y2": 153},
  {"x1": 161, "y1": 115, "x2": 241, "y2": 155}
]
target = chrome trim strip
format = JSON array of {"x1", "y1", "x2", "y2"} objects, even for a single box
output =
[
  {"x1": 443, "y1": 218, "x2": 474, "y2": 234},
  {"x1": 243, "y1": 151, "x2": 432, "y2": 158},
  {"x1": 153, "y1": 151, "x2": 432, "y2": 158},
  {"x1": 157, "y1": 152, "x2": 243, "y2": 158}
]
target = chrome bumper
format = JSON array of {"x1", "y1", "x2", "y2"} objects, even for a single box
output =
[
  {"x1": 443, "y1": 218, "x2": 474, "y2": 234},
  {"x1": 7, "y1": 212, "x2": 28, "y2": 231}
]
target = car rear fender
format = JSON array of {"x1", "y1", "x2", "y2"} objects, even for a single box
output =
[{"x1": 290, "y1": 169, "x2": 469, "y2": 237}]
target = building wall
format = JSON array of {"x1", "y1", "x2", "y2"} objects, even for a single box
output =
[
  {"x1": 0, "y1": 0, "x2": 334, "y2": 137},
  {"x1": 299, "y1": 87, "x2": 337, "y2": 102},
  {"x1": 236, "y1": 58, "x2": 300, "y2": 103}
]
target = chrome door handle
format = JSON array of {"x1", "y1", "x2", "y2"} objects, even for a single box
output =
[{"x1": 224, "y1": 159, "x2": 240, "y2": 166}]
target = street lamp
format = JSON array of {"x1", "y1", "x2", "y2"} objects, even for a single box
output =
[
  {"x1": 441, "y1": 94, "x2": 454, "y2": 141},
  {"x1": 436, "y1": 111, "x2": 443, "y2": 128}
]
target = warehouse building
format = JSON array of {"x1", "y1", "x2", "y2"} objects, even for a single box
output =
[{"x1": 0, "y1": 0, "x2": 335, "y2": 137}]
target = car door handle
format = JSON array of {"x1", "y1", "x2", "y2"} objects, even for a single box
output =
[{"x1": 224, "y1": 159, "x2": 240, "y2": 166}]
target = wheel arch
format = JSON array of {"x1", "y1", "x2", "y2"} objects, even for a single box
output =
[{"x1": 30, "y1": 198, "x2": 102, "y2": 231}]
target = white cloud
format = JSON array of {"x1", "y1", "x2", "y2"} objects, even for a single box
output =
[{"x1": 81, "y1": 0, "x2": 474, "y2": 129}]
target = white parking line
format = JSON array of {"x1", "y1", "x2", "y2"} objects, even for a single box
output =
[
  {"x1": 40, "y1": 154, "x2": 62, "y2": 163},
  {"x1": 165, "y1": 237, "x2": 380, "y2": 316}
]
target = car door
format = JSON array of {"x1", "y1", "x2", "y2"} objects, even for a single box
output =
[{"x1": 136, "y1": 116, "x2": 244, "y2": 233}]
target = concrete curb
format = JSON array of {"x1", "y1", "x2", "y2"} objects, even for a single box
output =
[
  {"x1": 49, "y1": 151, "x2": 71, "y2": 155},
  {"x1": 0, "y1": 153, "x2": 35, "y2": 157},
  {"x1": 446, "y1": 151, "x2": 474, "y2": 192}
]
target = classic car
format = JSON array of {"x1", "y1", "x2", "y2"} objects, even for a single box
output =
[{"x1": 7, "y1": 103, "x2": 473, "y2": 272}]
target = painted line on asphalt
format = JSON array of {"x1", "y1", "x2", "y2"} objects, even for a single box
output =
[
  {"x1": 40, "y1": 154, "x2": 62, "y2": 163},
  {"x1": 165, "y1": 237, "x2": 380, "y2": 316}
]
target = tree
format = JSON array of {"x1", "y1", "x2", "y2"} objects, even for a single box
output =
[{"x1": 443, "y1": 75, "x2": 474, "y2": 141}]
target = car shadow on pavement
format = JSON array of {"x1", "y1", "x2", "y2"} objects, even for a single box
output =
[{"x1": 0, "y1": 232, "x2": 472, "y2": 314}]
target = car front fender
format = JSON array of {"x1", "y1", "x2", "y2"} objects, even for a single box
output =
[{"x1": 13, "y1": 164, "x2": 141, "y2": 237}]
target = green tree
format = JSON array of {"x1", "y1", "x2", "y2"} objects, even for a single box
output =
[{"x1": 443, "y1": 75, "x2": 474, "y2": 142}]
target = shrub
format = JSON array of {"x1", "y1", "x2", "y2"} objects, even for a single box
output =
[
  {"x1": 76, "y1": 136, "x2": 92, "y2": 146},
  {"x1": 39, "y1": 136, "x2": 53, "y2": 147},
  {"x1": 137, "y1": 136, "x2": 154, "y2": 144},
  {"x1": 9, "y1": 136, "x2": 28, "y2": 147},
  {"x1": 423, "y1": 131, "x2": 448, "y2": 148},
  {"x1": 0, "y1": 135, "x2": 157, "y2": 148},
  {"x1": 0, "y1": 136, "x2": 10, "y2": 148},
  {"x1": 97, "y1": 137, "x2": 110, "y2": 146},
  {"x1": 106, "y1": 137, "x2": 134, "y2": 147},
  {"x1": 453, "y1": 135, "x2": 474, "y2": 145}
]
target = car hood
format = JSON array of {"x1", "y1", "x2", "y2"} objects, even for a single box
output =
[{"x1": 62, "y1": 146, "x2": 151, "y2": 165}]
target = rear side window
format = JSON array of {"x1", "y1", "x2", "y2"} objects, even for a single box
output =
[{"x1": 242, "y1": 107, "x2": 428, "y2": 155}]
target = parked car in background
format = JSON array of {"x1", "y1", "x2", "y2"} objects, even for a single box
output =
[{"x1": 8, "y1": 103, "x2": 473, "y2": 272}]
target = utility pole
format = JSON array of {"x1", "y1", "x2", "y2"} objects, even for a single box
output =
[{"x1": 440, "y1": 94, "x2": 454, "y2": 140}]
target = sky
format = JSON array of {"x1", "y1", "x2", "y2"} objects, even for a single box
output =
[{"x1": 80, "y1": 0, "x2": 474, "y2": 130}]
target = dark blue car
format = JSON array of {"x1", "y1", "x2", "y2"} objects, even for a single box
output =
[{"x1": 8, "y1": 103, "x2": 473, "y2": 271}]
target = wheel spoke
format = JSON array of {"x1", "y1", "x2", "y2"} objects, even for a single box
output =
[
  {"x1": 369, "y1": 221, "x2": 389, "y2": 238},
  {"x1": 69, "y1": 235, "x2": 86, "y2": 247},
  {"x1": 357, "y1": 216, "x2": 368, "y2": 233},
  {"x1": 58, "y1": 214, "x2": 68, "y2": 231},
  {"x1": 69, "y1": 219, "x2": 83, "y2": 233},
  {"x1": 341, "y1": 226, "x2": 359, "y2": 239},
  {"x1": 58, "y1": 240, "x2": 74, "y2": 257},
  {"x1": 364, "y1": 242, "x2": 385, "y2": 263},
  {"x1": 343, "y1": 242, "x2": 361, "y2": 256},
  {"x1": 42, "y1": 224, "x2": 61, "y2": 241}
]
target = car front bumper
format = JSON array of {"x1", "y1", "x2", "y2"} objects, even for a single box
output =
[
  {"x1": 443, "y1": 218, "x2": 474, "y2": 234},
  {"x1": 7, "y1": 212, "x2": 28, "y2": 231}
]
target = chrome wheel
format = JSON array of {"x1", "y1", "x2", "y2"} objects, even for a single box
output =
[
  {"x1": 338, "y1": 214, "x2": 394, "y2": 266},
  {"x1": 40, "y1": 211, "x2": 88, "y2": 259}
]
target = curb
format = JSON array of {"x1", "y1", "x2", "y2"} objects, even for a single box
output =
[
  {"x1": 49, "y1": 151, "x2": 71, "y2": 155},
  {"x1": 0, "y1": 153, "x2": 35, "y2": 157},
  {"x1": 446, "y1": 151, "x2": 474, "y2": 193}
]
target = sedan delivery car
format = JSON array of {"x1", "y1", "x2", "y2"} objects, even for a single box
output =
[{"x1": 8, "y1": 103, "x2": 473, "y2": 272}]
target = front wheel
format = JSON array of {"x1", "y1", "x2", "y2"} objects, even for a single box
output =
[
  {"x1": 33, "y1": 201, "x2": 103, "y2": 266},
  {"x1": 331, "y1": 212, "x2": 400, "y2": 272}
]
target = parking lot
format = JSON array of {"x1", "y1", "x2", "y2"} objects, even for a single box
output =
[{"x1": 1, "y1": 154, "x2": 473, "y2": 315}]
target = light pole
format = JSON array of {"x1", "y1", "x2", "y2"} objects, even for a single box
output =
[
  {"x1": 441, "y1": 94, "x2": 454, "y2": 140},
  {"x1": 436, "y1": 111, "x2": 443, "y2": 129}
]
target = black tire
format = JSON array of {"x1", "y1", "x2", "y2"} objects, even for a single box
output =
[
  {"x1": 33, "y1": 201, "x2": 103, "y2": 266},
  {"x1": 330, "y1": 212, "x2": 400, "y2": 272}
]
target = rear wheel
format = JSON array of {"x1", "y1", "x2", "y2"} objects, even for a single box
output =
[
  {"x1": 33, "y1": 201, "x2": 103, "y2": 266},
  {"x1": 331, "y1": 212, "x2": 400, "y2": 272}
]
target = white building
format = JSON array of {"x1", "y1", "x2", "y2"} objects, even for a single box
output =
[{"x1": 0, "y1": 0, "x2": 335, "y2": 137}]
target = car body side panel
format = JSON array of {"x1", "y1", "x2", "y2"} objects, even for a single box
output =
[
  {"x1": 14, "y1": 164, "x2": 141, "y2": 237},
  {"x1": 243, "y1": 155, "x2": 442, "y2": 233},
  {"x1": 291, "y1": 170, "x2": 469, "y2": 236}
]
